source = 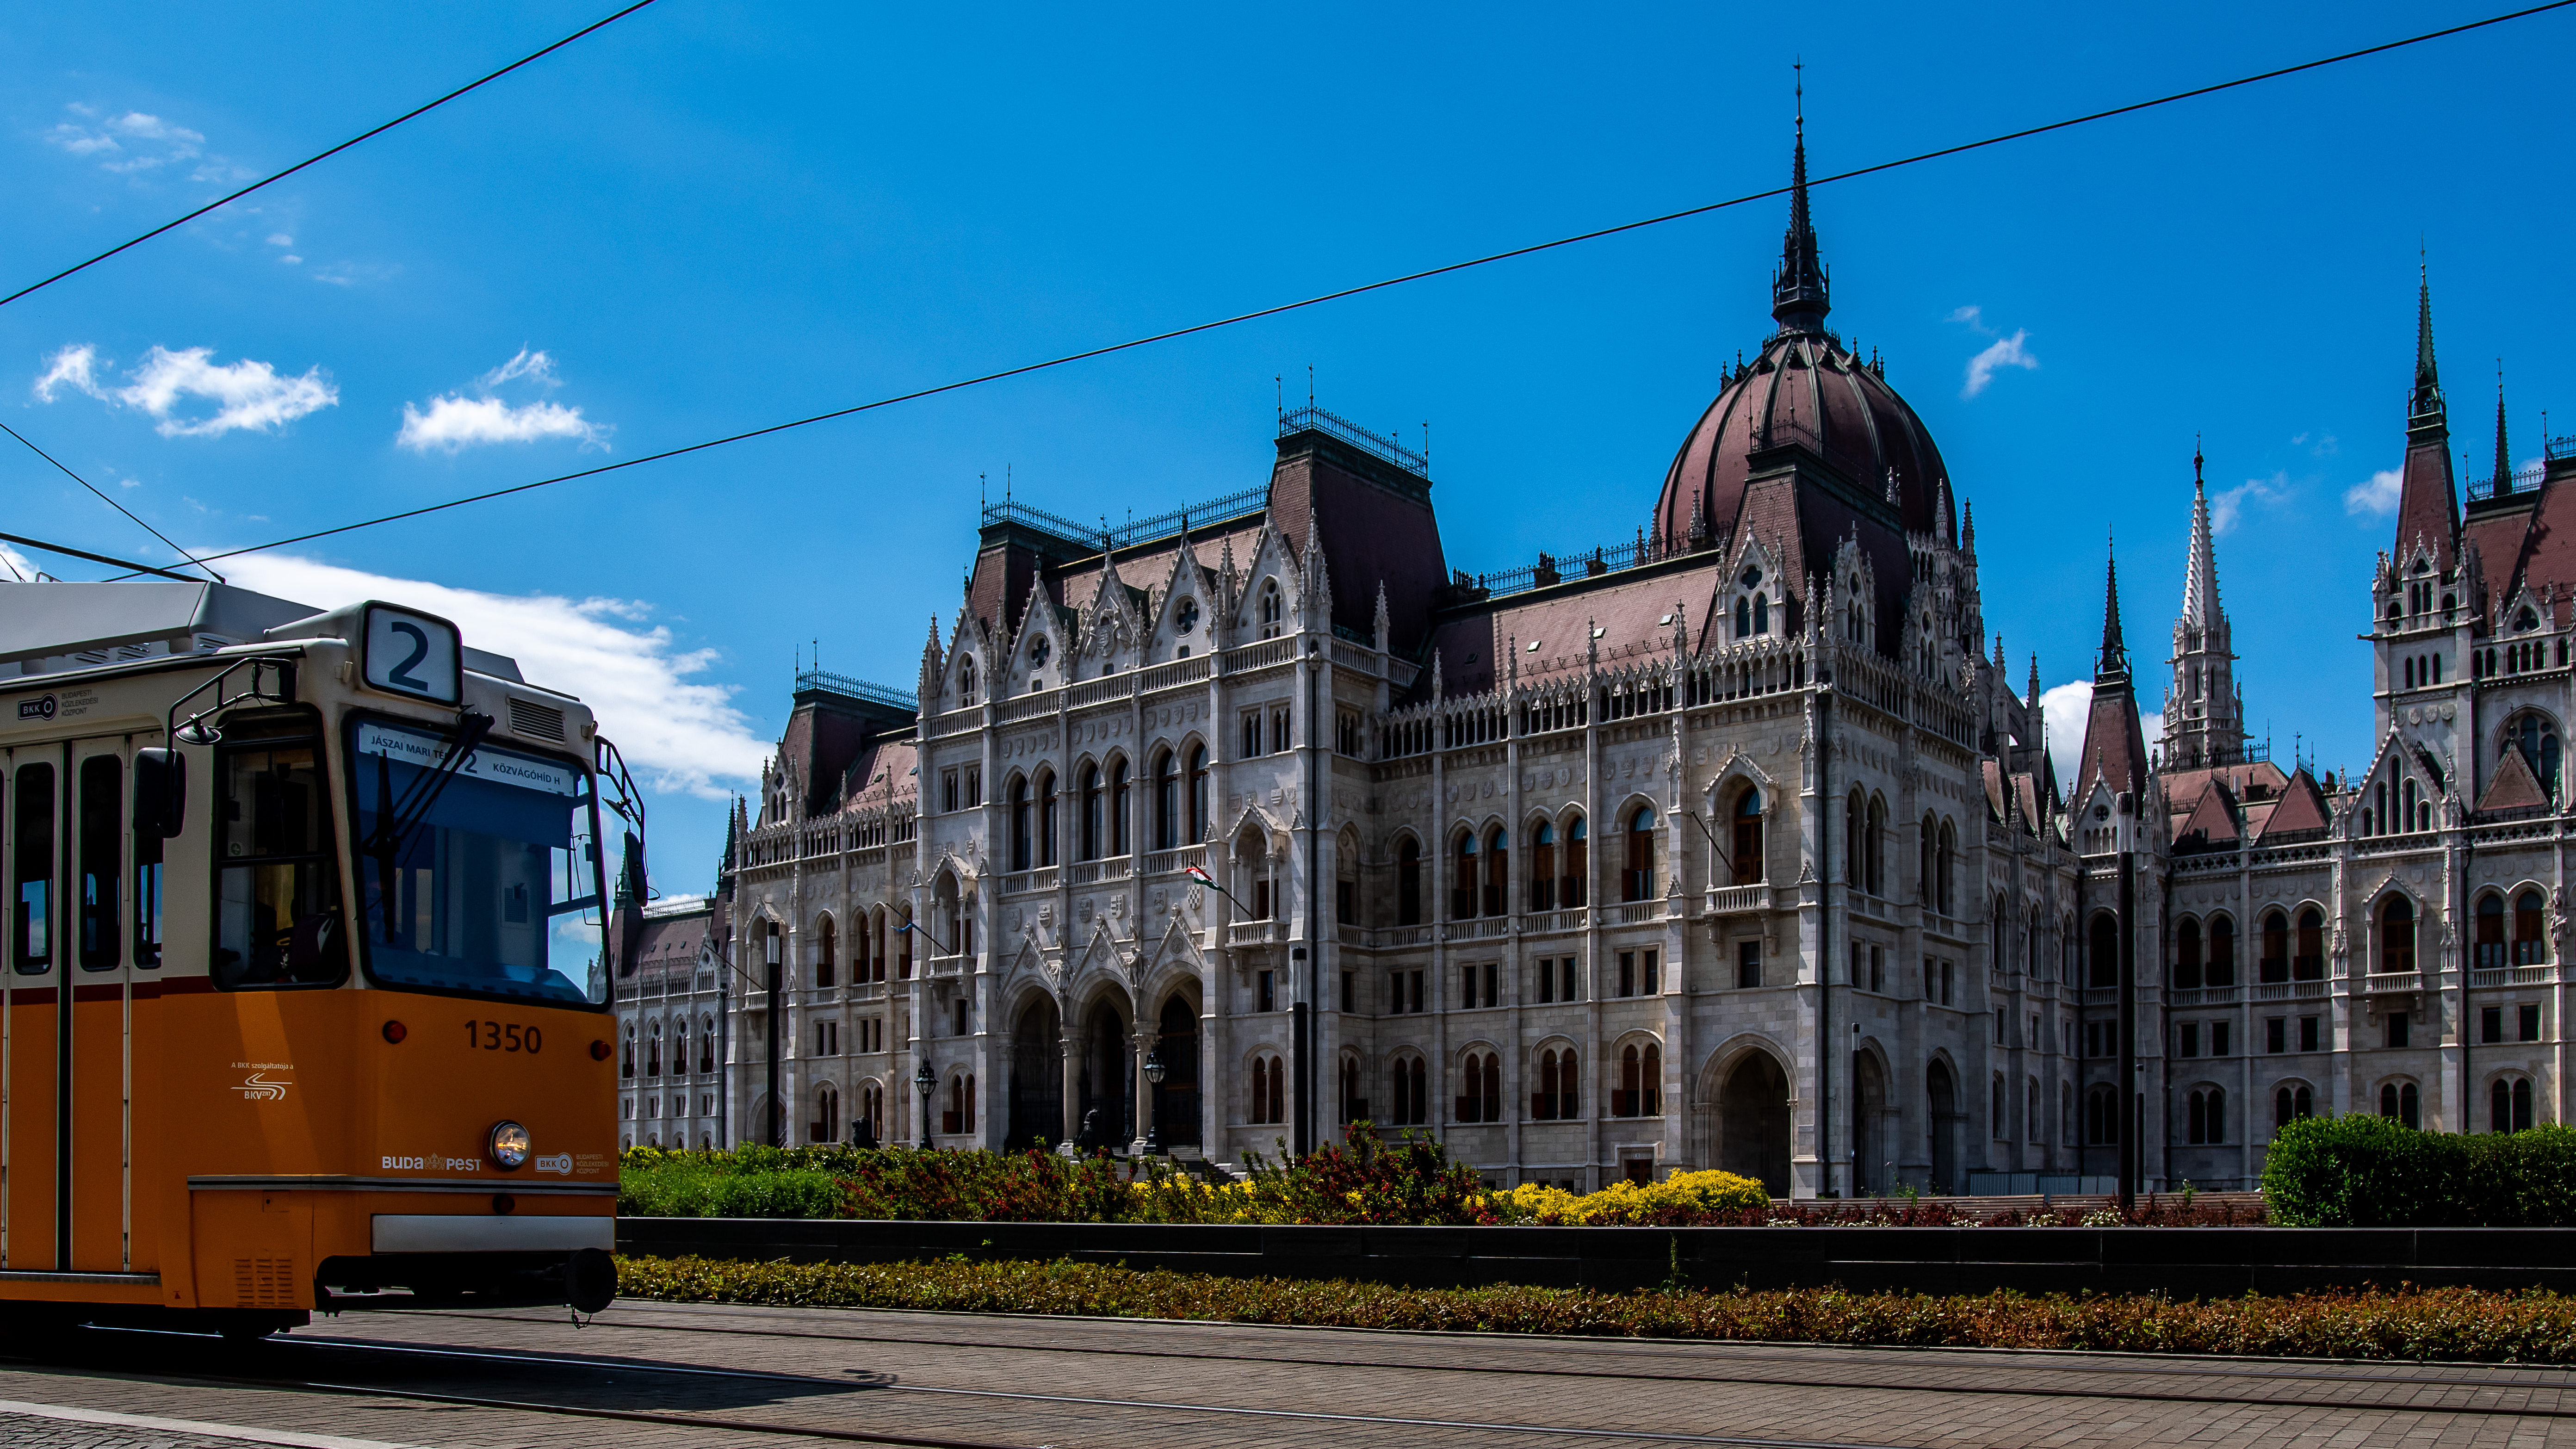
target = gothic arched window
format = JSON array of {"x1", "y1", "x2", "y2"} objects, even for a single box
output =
[{"x1": 2509, "y1": 713, "x2": 2563, "y2": 800}]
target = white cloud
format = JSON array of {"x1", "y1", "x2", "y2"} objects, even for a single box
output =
[
  {"x1": 33, "y1": 343, "x2": 103, "y2": 401},
  {"x1": 216, "y1": 553, "x2": 768, "y2": 798},
  {"x1": 45, "y1": 107, "x2": 211, "y2": 176},
  {"x1": 35, "y1": 342, "x2": 337, "y2": 435},
  {"x1": 2210, "y1": 471, "x2": 2287, "y2": 536},
  {"x1": 2344, "y1": 468, "x2": 2403, "y2": 517},
  {"x1": 1946, "y1": 304, "x2": 1984, "y2": 328},
  {"x1": 110, "y1": 346, "x2": 337, "y2": 437},
  {"x1": 396, "y1": 349, "x2": 609, "y2": 453},
  {"x1": 1963, "y1": 331, "x2": 2037, "y2": 398},
  {"x1": 265, "y1": 233, "x2": 293, "y2": 247},
  {"x1": 0, "y1": 542, "x2": 37, "y2": 581}
]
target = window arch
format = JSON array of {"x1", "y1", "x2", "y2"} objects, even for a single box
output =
[
  {"x1": 2516, "y1": 888, "x2": 2548, "y2": 964},
  {"x1": 1009, "y1": 774, "x2": 1034, "y2": 872},
  {"x1": 2492, "y1": 1075, "x2": 2536, "y2": 1133},
  {"x1": 1397, "y1": 836, "x2": 1423, "y2": 925},
  {"x1": 944, "y1": 1071, "x2": 977, "y2": 1134},
  {"x1": 2477, "y1": 892, "x2": 2508, "y2": 969},
  {"x1": 2379, "y1": 1080, "x2": 2421, "y2": 1128},
  {"x1": 1338, "y1": 1050, "x2": 1363, "y2": 1124},
  {"x1": 2381, "y1": 896, "x2": 2417, "y2": 974},
  {"x1": 1936, "y1": 818, "x2": 1956, "y2": 913},
  {"x1": 1036, "y1": 768, "x2": 1059, "y2": 867},
  {"x1": 2087, "y1": 912, "x2": 2118, "y2": 989},
  {"x1": 1623, "y1": 807, "x2": 1656, "y2": 902},
  {"x1": 958, "y1": 654, "x2": 977, "y2": 706},
  {"x1": 2085, "y1": 1084, "x2": 2118, "y2": 1145},
  {"x1": 1735, "y1": 594, "x2": 1752, "y2": 639},
  {"x1": 1731, "y1": 787, "x2": 1763, "y2": 886},
  {"x1": 1530, "y1": 820, "x2": 1558, "y2": 910},
  {"x1": 1484, "y1": 826, "x2": 1510, "y2": 916},
  {"x1": 1152, "y1": 750, "x2": 1179, "y2": 850},
  {"x1": 1564, "y1": 815, "x2": 1588, "y2": 908},
  {"x1": 2274, "y1": 1083, "x2": 2314, "y2": 1131},
  {"x1": 1258, "y1": 581, "x2": 1284, "y2": 638},
  {"x1": 699, "y1": 1014, "x2": 717, "y2": 1073},
  {"x1": 1532, "y1": 1044, "x2": 1579, "y2": 1120},
  {"x1": 646, "y1": 1020, "x2": 662, "y2": 1077},
  {"x1": 621, "y1": 1023, "x2": 635, "y2": 1078},
  {"x1": 1108, "y1": 757, "x2": 1131, "y2": 856},
  {"x1": 1844, "y1": 790, "x2": 1864, "y2": 892},
  {"x1": 1452, "y1": 830, "x2": 1479, "y2": 920},
  {"x1": 1079, "y1": 763, "x2": 1103, "y2": 860},
  {"x1": 2186, "y1": 1086, "x2": 2226, "y2": 1145},
  {"x1": 2206, "y1": 914, "x2": 2235, "y2": 988},
  {"x1": 1456, "y1": 1049, "x2": 1502, "y2": 1123},
  {"x1": 812, "y1": 1082, "x2": 841, "y2": 1145},
  {"x1": 2259, "y1": 909, "x2": 2290, "y2": 984},
  {"x1": 814, "y1": 914, "x2": 836, "y2": 990},
  {"x1": 1248, "y1": 1054, "x2": 1287, "y2": 1125},
  {"x1": 2508, "y1": 712, "x2": 2563, "y2": 800},
  {"x1": 1614, "y1": 1040, "x2": 1663, "y2": 1116},
  {"x1": 1388, "y1": 1054, "x2": 1429, "y2": 1126},
  {"x1": 2295, "y1": 906, "x2": 2326, "y2": 979}
]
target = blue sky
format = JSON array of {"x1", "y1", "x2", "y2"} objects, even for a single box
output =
[{"x1": 6, "y1": 2, "x2": 2572, "y2": 896}]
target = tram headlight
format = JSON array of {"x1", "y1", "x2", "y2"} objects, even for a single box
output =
[{"x1": 489, "y1": 1120, "x2": 533, "y2": 1171}]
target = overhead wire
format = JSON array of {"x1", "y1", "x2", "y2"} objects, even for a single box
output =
[
  {"x1": 0, "y1": 0, "x2": 660, "y2": 312},
  {"x1": 0, "y1": 421, "x2": 223, "y2": 580},
  {"x1": 100, "y1": 0, "x2": 2576, "y2": 576}
]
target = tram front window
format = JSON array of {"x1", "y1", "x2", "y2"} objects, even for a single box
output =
[
  {"x1": 347, "y1": 716, "x2": 605, "y2": 1007},
  {"x1": 215, "y1": 712, "x2": 347, "y2": 988}
]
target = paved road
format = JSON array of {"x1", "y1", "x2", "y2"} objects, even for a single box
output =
[{"x1": 0, "y1": 1299, "x2": 2572, "y2": 1448}]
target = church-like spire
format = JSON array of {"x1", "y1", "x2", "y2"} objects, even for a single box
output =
[
  {"x1": 2180, "y1": 444, "x2": 2221, "y2": 629},
  {"x1": 2411, "y1": 254, "x2": 2445, "y2": 427},
  {"x1": 1771, "y1": 64, "x2": 1831, "y2": 336},
  {"x1": 2096, "y1": 535, "x2": 2129, "y2": 681},
  {"x1": 2495, "y1": 362, "x2": 2514, "y2": 493}
]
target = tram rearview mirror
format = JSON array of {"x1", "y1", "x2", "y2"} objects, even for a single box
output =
[{"x1": 132, "y1": 748, "x2": 186, "y2": 839}]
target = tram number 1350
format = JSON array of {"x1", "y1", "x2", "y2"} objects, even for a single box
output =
[{"x1": 465, "y1": 1020, "x2": 544, "y2": 1053}]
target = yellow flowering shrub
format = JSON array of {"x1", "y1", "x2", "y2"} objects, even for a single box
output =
[{"x1": 1487, "y1": 1170, "x2": 1771, "y2": 1225}]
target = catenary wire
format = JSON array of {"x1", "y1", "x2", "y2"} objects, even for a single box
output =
[
  {"x1": 0, "y1": 421, "x2": 223, "y2": 580},
  {"x1": 105, "y1": 0, "x2": 2576, "y2": 578},
  {"x1": 0, "y1": 0, "x2": 660, "y2": 312}
]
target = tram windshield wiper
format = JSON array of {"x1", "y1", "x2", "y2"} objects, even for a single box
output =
[{"x1": 360, "y1": 710, "x2": 494, "y2": 939}]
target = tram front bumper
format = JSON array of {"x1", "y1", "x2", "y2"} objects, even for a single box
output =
[{"x1": 371, "y1": 1214, "x2": 614, "y2": 1253}]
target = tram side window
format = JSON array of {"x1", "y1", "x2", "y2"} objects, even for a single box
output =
[
  {"x1": 12, "y1": 764, "x2": 50, "y2": 974},
  {"x1": 215, "y1": 721, "x2": 347, "y2": 989},
  {"x1": 79, "y1": 756, "x2": 124, "y2": 971}
]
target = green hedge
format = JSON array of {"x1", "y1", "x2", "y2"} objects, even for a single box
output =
[
  {"x1": 2263, "y1": 1116, "x2": 2576, "y2": 1226},
  {"x1": 614, "y1": 1254, "x2": 2576, "y2": 1361}
]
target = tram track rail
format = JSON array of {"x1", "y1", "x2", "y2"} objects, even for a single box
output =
[
  {"x1": 372, "y1": 1303, "x2": 2576, "y2": 1418},
  {"x1": 13, "y1": 1325, "x2": 1928, "y2": 1449},
  {"x1": 7, "y1": 1307, "x2": 2574, "y2": 1449}
]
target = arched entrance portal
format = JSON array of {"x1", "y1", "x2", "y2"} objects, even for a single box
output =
[
  {"x1": 1078, "y1": 999, "x2": 1133, "y2": 1148},
  {"x1": 1152, "y1": 994, "x2": 1201, "y2": 1147},
  {"x1": 1717, "y1": 1053, "x2": 1790, "y2": 1197},
  {"x1": 1926, "y1": 1060, "x2": 1960, "y2": 1194},
  {"x1": 1008, "y1": 997, "x2": 1064, "y2": 1150},
  {"x1": 1851, "y1": 1051, "x2": 1888, "y2": 1196}
]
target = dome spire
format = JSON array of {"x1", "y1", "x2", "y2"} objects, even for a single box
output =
[
  {"x1": 2096, "y1": 530, "x2": 2129, "y2": 681},
  {"x1": 1771, "y1": 61, "x2": 1831, "y2": 336},
  {"x1": 2411, "y1": 248, "x2": 2445, "y2": 427}
]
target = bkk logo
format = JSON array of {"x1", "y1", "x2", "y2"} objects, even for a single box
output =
[
  {"x1": 533, "y1": 1152, "x2": 574, "y2": 1176},
  {"x1": 236, "y1": 1071, "x2": 290, "y2": 1102}
]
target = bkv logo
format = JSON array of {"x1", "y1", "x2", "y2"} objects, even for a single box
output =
[
  {"x1": 533, "y1": 1152, "x2": 573, "y2": 1176},
  {"x1": 16, "y1": 695, "x2": 56, "y2": 721},
  {"x1": 237, "y1": 1071, "x2": 290, "y2": 1102}
]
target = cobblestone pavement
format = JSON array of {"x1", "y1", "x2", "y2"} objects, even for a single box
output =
[{"x1": 0, "y1": 1300, "x2": 2573, "y2": 1448}]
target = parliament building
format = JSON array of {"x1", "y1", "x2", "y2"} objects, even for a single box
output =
[{"x1": 616, "y1": 126, "x2": 2575, "y2": 1196}]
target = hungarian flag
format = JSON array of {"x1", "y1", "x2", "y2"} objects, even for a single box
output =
[{"x1": 1183, "y1": 863, "x2": 1218, "y2": 888}]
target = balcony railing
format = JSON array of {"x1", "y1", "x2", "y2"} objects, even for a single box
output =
[
  {"x1": 1441, "y1": 917, "x2": 1509, "y2": 943},
  {"x1": 2471, "y1": 965, "x2": 2557, "y2": 989},
  {"x1": 2167, "y1": 986, "x2": 2241, "y2": 1009},
  {"x1": 1144, "y1": 844, "x2": 1208, "y2": 876},
  {"x1": 2252, "y1": 979, "x2": 2331, "y2": 1001},
  {"x1": 1602, "y1": 900, "x2": 1665, "y2": 927},
  {"x1": 1228, "y1": 920, "x2": 1282, "y2": 947},
  {"x1": 1068, "y1": 856, "x2": 1133, "y2": 885},
  {"x1": 1278, "y1": 404, "x2": 1428, "y2": 475},
  {"x1": 927, "y1": 954, "x2": 969, "y2": 978},
  {"x1": 1704, "y1": 884, "x2": 1769, "y2": 916},
  {"x1": 1522, "y1": 907, "x2": 1588, "y2": 936}
]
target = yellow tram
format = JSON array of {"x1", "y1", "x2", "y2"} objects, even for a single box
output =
[{"x1": 0, "y1": 578, "x2": 634, "y2": 1336}]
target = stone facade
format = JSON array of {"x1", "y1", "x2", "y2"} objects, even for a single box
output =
[{"x1": 684, "y1": 148, "x2": 2576, "y2": 1195}]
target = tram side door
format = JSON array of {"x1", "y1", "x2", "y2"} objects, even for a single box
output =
[{"x1": 3, "y1": 738, "x2": 141, "y2": 1274}]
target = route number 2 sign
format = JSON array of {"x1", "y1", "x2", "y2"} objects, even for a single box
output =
[{"x1": 362, "y1": 602, "x2": 462, "y2": 704}]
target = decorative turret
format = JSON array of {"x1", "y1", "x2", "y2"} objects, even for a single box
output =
[
  {"x1": 2494, "y1": 365, "x2": 2514, "y2": 494},
  {"x1": 2096, "y1": 537, "x2": 2130, "y2": 682},
  {"x1": 2394, "y1": 261, "x2": 2462, "y2": 570}
]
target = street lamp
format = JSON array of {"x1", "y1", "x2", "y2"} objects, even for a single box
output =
[
  {"x1": 913, "y1": 1059, "x2": 936, "y2": 1151},
  {"x1": 1141, "y1": 1050, "x2": 1168, "y2": 1155}
]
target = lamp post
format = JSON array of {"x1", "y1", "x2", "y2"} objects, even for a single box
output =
[
  {"x1": 913, "y1": 1059, "x2": 936, "y2": 1151},
  {"x1": 1141, "y1": 1050, "x2": 1168, "y2": 1155}
]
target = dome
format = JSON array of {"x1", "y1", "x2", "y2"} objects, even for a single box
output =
[
  {"x1": 1652, "y1": 331, "x2": 1953, "y2": 553},
  {"x1": 1652, "y1": 118, "x2": 1952, "y2": 557}
]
